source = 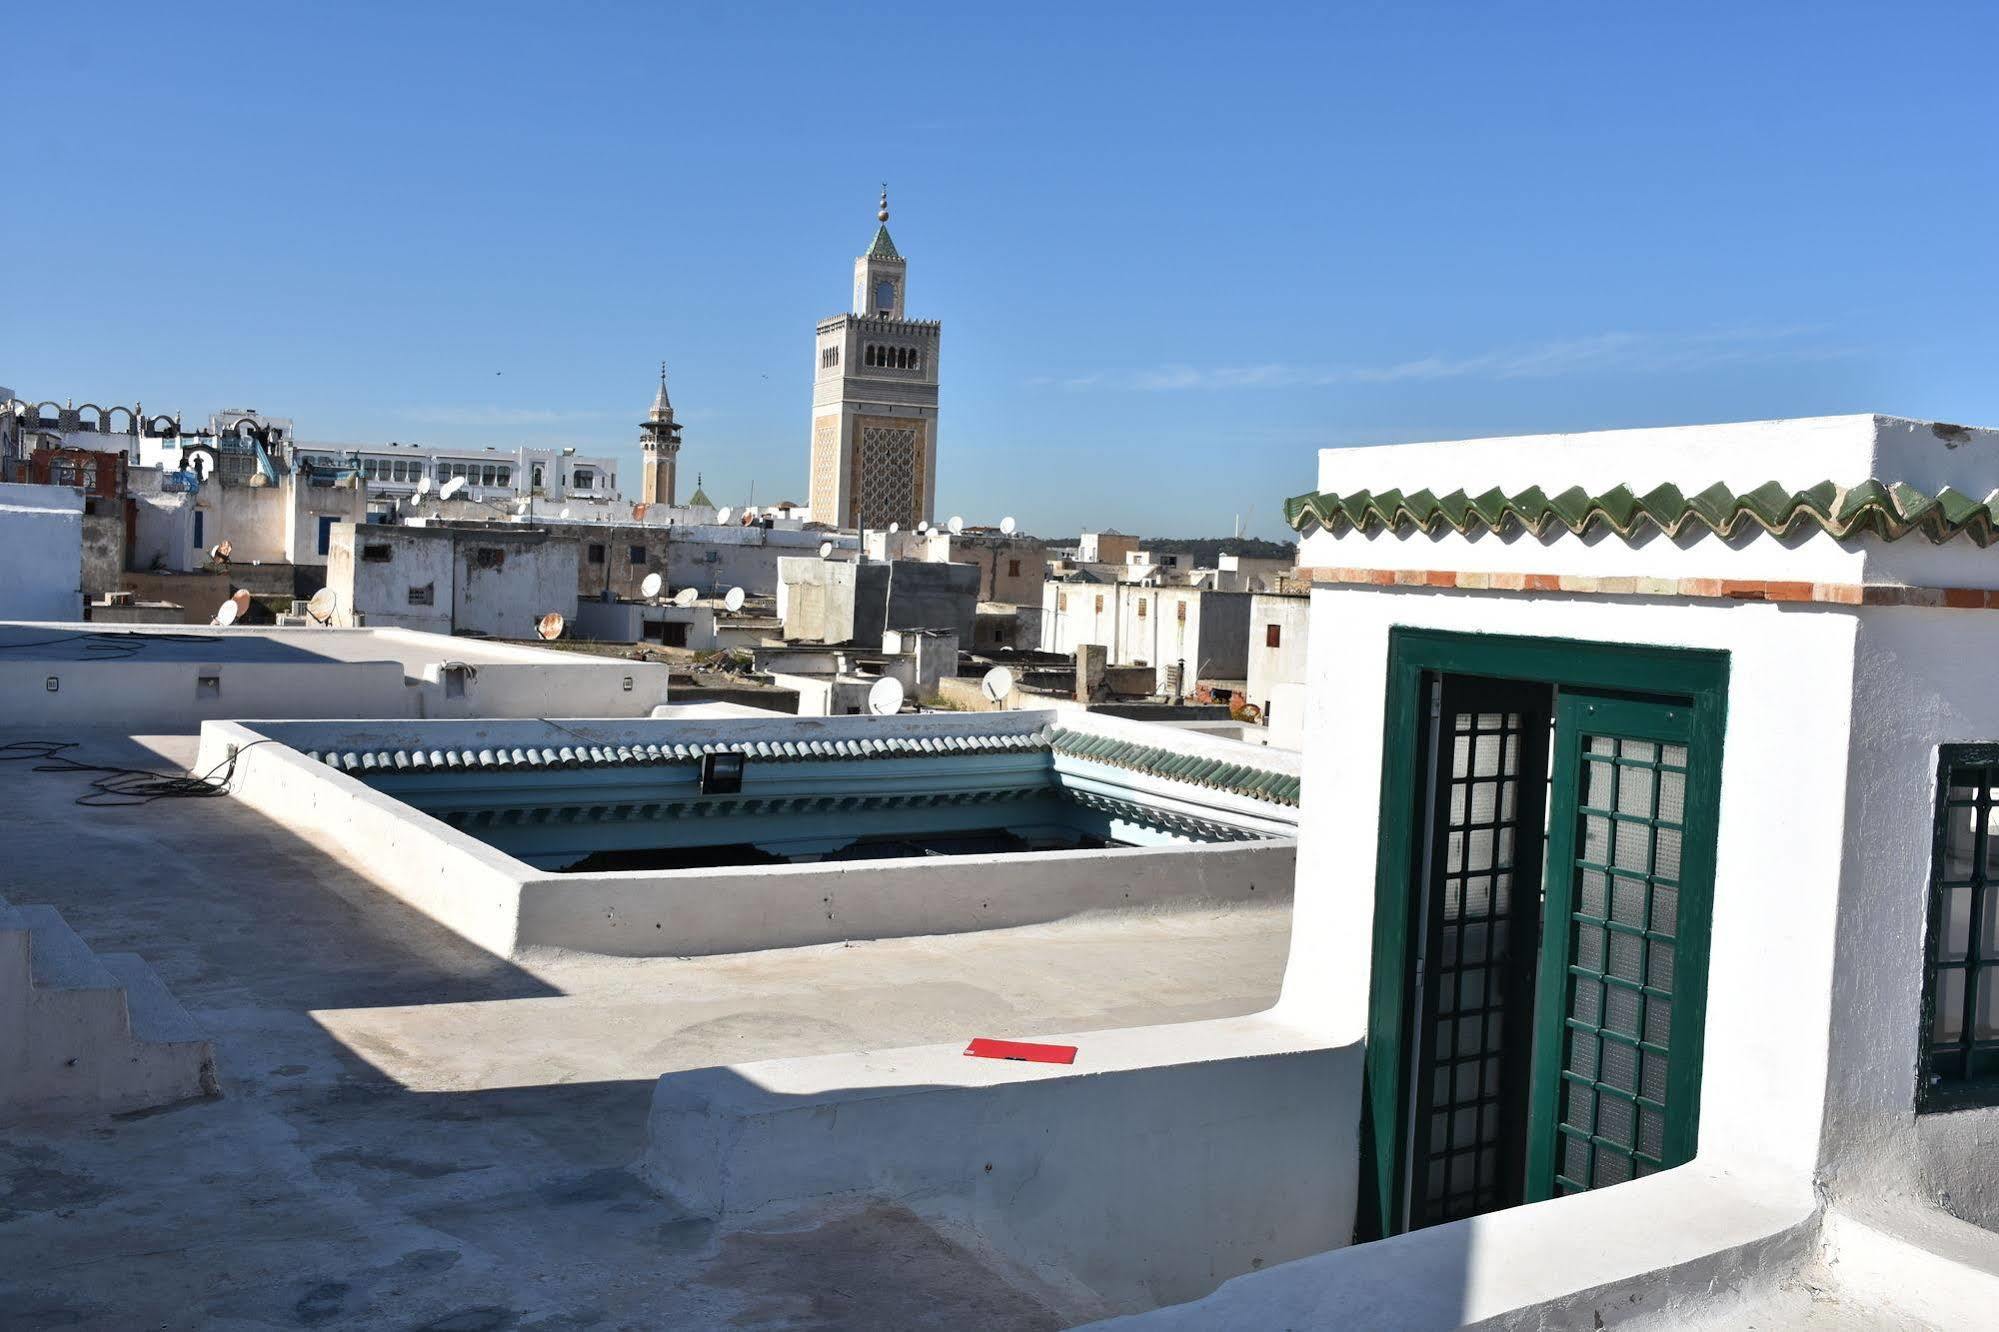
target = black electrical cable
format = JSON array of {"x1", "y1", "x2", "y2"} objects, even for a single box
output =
[
  {"x1": 0, "y1": 631, "x2": 228, "y2": 660},
  {"x1": 0, "y1": 738, "x2": 278, "y2": 806}
]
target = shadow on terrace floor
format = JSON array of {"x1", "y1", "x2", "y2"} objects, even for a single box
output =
[{"x1": 0, "y1": 730, "x2": 556, "y2": 1011}]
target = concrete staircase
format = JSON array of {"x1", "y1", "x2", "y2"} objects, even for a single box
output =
[{"x1": 0, "y1": 896, "x2": 217, "y2": 1121}]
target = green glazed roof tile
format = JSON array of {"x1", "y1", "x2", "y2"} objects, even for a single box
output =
[
  {"x1": 1284, "y1": 479, "x2": 1999, "y2": 546},
  {"x1": 866, "y1": 225, "x2": 901, "y2": 261},
  {"x1": 1048, "y1": 727, "x2": 1298, "y2": 808}
]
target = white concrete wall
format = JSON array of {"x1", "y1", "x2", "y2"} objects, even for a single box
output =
[
  {"x1": 452, "y1": 533, "x2": 578, "y2": 640},
  {"x1": 1819, "y1": 608, "x2": 1999, "y2": 1229},
  {"x1": 520, "y1": 840, "x2": 1293, "y2": 956},
  {"x1": 131, "y1": 490, "x2": 198, "y2": 574},
  {"x1": 1245, "y1": 593, "x2": 1310, "y2": 726},
  {"x1": 0, "y1": 482, "x2": 83, "y2": 620},
  {"x1": 208, "y1": 710, "x2": 1297, "y2": 959},
  {"x1": 7, "y1": 659, "x2": 411, "y2": 731},
  {"x1": 200, "y1": 723, "x2": 529, "y2": 958},
  {"x1": 645, "y1": 1015, "x2": 1357, "y2": 1313},
  {"x1": 330, "y1": 525, "x2": 454, "y2": 634}
]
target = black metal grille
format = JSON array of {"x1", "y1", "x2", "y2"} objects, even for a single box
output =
[
  {"x1": 1926, "y1": 753, "x2": 1999, "y2": 1104},
  {"x1": 1414, "y1": 700, "x2": 1544, "y2": 1225}
]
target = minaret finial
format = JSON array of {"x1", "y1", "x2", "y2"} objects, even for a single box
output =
[
  {"x1": 660, "y1": 359, "x2": 668, "y2": 386},
  {"x1": 878, "y1": 184, "x2": 889, "y2": 224}
]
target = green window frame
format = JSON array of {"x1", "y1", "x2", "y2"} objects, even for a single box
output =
[
  {"x1": 1361, "y1": 628, "x2": 1728, "y2": 1239},
  {"x1": 1921, "y1": 746, "x2": 1999, "y2": 1110}
]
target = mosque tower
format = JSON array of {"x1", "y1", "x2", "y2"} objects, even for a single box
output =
[
  {"x1": 639, "y1": 362, "x2": 682, "y2": 506},
  {"x1": 807, "y1": 187, "x2": 940, "y2": 529}
]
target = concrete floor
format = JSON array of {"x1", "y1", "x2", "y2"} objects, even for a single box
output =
[{"x1": 0, "y1": 733, "x2": 1290, "y2": 1331}]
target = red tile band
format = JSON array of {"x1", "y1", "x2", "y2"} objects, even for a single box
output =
[
  {"x1": 1295, "y1": 567, "x2": 1999, "y2": 610},
  {"x1": 965, "y1": 1038, "x2": 1077, "y2": 1064}
]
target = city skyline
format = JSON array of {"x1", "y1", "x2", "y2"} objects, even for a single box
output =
[{"x1": 8, "y1": 3, "x2": 1999, "y2": 539}]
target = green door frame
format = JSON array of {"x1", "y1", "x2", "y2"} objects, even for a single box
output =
[{"x1": 1359, "y1": 627, "x2": 1729, "y2": 1240}]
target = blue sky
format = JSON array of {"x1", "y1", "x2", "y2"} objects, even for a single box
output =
[{"x1": 6, "y1": 3, "x2": 1997, "y2": 540}]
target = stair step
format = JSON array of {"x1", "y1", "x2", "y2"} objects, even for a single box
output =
[
  {"x1": 97, "y1": 953, "x2": 207, "y2": 1046},
  {"x1": 16, "y1": 906, "x2": 117, "y2": 992}
]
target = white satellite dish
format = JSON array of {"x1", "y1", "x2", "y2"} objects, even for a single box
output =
[
  {"x1": 439, "y1": 475, "x2": 467, "y2": 500},
  {"x1": 948, "y1": 514, "x2": 965, "y2": 535},
  {"x1": 980, "y1": 665, "x2": 1015, "y2": 705},
  {"x1": 514, "y1": 498, "x2": 531, "y2": 514},
  {"x1": 559, "y1": 507, "x2": 572, "y2": 519},
  {"x1": 818, "y1": 541, "x2": 834, "y2": 559},
  {"x1": 417, "y1": 475, "x2": 432, "y2": 496},
  {"x1": 673, "y1": 586, "x2": 699, "y2": 608},
  {"x1": 716, "y1": 507, "x2": 733, "y2": 525},
  {"x1": 1000, "y1": 515, "x2": 1017, "y2": 535},
  {"x1": 723, "y1": 586, "x2": 745, "y2": 613},
  {"x1": 213, "y1": 599, "x2": 239, "y2": 627},
  {"x1": 916, "y1": 520, "x2": 930, "y2": 534},
  {"x1": 866, "y1": 675, "x2": 905, "y2": 716},
  {"x1": 888, "y1": 522, "x2": 900, "y2": 534},
  {"x1": 640, "y1": 572, "x2": 663, "y2": 599},
  {"x1": 306, "y1": 587, "x2": 338, "y2": 624},
  {"x1": 536, "y1": 612, "x2": 566, "y2": 640}
]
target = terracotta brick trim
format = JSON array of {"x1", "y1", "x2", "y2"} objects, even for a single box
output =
[{"x1": 1296, "y1": 566, "x2": 1999, "y2": 609}]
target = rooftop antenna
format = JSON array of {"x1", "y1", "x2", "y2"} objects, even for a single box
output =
[
  {"x1": 980, "y1": 665, "x2": 1015, "y2": 708},
  {"x1": 416, "y1": 475, "x2": 433, "y2": 497},
  {"x1": 888, "y1": 521, "x2": 900, "y2": 534},
  {"x1": 947, "y1": 514, "x2": 964, "y2": 535},
  {"x1": 999, "y1": 515, "x2": 1017, "y2": 536},
  {"x1": 305, "y1": 587, "x2": 338, "y2": 625},
  {"x1": 536, "y1": 612, "x2": 566, "y2": 640},
  {"x1": 866, "y1": 675, "x2": 905, "y2": 716},
  {"x1": 212, "y1": 598, "x2": 239, "y2": 627},
  {"x1": 559, "y1": 506, "x2": 572, "y2": 519},
  {"x1": 716, "y1": 506, "x2": 733, "y2": 525},
  {"x1": 917, "y1": 520, "x2": 930, "y2": 534},
  {"x1": 818, "y1": 540, "x2": 835, "y2": 559},
  {"x1": 640, "y1": 572, "x2": 663, "y2": 600},
  {"x1": 438, "y1": 475, "x2": 467, "y2": 500},
  {"x1": 674, "y1": 586, "x2": 699, "y2": 607},
  {"x1": 723, "y1": 586, "x2": 745, "y2": 613}
]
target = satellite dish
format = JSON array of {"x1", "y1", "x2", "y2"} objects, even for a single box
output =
[
  {"x1": 306, "y1": 587, "x2": 338, "y2": 624},
  {"x1": 536, "y1": 612, "x2": 566, "y2": 640},
  {"x1": 723, "y1": 586, "x2": 745, "y2": 613},
  {"x1": 439, "y1": 476, "x2": 467, "y2": 500},
  {"x1": 948, "y1": 515, "x2": 965, "y2": 535},
  {"x1": 1000, "y1": 516, "x2": 1017, "y2": 535},
  {"x1": 717, "y1": 507, "x2": 733, "y2": 525},
  {"x1": 980, "y1": 666, "x2": 1015, "y2": 705},
  {"x1": 213, "y1": 599, "x2": 239, "y2": 627},
  {"x1": 818, "y1": 541, "x2": 834, "y2": 559},
  {"x1": 916, "y1": 520, "x2": 930, "y2": 534},
  {"x1": 514, "y1": 498, "x2": 531, "y2": 514},
  {"x1": 417, "y1": 475, "x2": 432, "y2": 496},
  {"x1": 559, "y1": 507, "x2": 572, "y2": 519},
  {"x1": 867, "y1": 675, "x2": 905, "y2": 716},
  {"x1": 745, "y1": 505, "x2": 760, "y2": 520},
  {"x1": 673, "y1": 586, "x2": 699, "y2": 607},
  {"x1": 888, "y1": 522, "x2": 900, "y2": 534},
  {"x1": 640, "y1": 572, "x2": 663, "y2": 599},
  {"x1": 633, "y1": 502, "x2": 650, "y2": 521}
]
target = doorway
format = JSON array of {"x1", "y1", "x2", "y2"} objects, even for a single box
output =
[{"x1": 1363, "y1": 630, "x2": 1726, "y2": 1238}]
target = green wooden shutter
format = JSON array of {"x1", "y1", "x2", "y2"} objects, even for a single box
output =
[{"x1": 1527, "y1": 692, "x2": 1718, "y2": 1199}]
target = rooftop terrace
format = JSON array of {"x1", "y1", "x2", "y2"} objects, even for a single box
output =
[{"x1": 0, "y1": 731, "x2": 1288, "y2": 1329}]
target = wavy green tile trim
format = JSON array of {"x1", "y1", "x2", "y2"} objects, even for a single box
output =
[
  {"x1": 1049, "y1": 728, "x2": 1301, "y2": 807},
  {"x1": 1282, "y1": 480, "x2": 1999, "y2": 546}
]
